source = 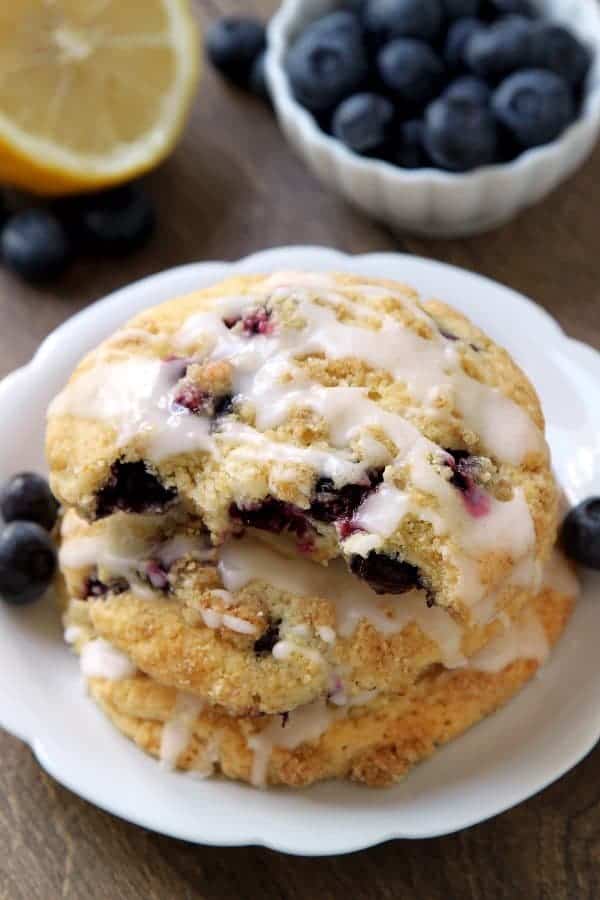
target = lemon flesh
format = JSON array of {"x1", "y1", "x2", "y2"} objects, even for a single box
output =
[{"x1": 0, "y1": 0, "x2": 199, "y2": 194}]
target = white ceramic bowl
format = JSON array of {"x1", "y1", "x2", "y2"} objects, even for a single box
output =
[
  {"x1": 1, "y1": 246, "x2": 600, "y2": 854},
  {"x1": 266, "y1": 0, "x2": 600, "y2": 237}
]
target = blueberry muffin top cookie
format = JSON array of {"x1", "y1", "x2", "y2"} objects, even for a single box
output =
[
  {"x1": 66, "y1": 558, "x2": 577, "y2": 787},
  {"x1": 59, "y1": 508, "x2": 544, "y2": 715},
  {"x1": 47, "y1": 271, "x2": 558, "y2": 623}
]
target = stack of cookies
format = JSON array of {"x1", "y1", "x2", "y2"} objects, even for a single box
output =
[{"x1": 47, "y1": 272, "x2": 577, "y2": 787}]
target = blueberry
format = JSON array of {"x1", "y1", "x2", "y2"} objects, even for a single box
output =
[
  {"x1": 492, "y1": 69, "x2": 575, "y2": 148},
  {"x1": 561, "y1": 498, "x2": 600, "y2": 569},
  {"x1": 95, "y1": 461, "x2": 177, "y2": 519},
  {"x1": 529, "y1": 24, "x2": 592, "y2": 87},
  {"x1": 286, "y1": 12, "x2": 368, "y2": 113},
  {"x1": 378, "y1": 39, "x2": 445, "y2": 109},
  {"x1": 445, "y1": 75, "x2": 491, "y2": 104},
  {"x1": 393, "y1": 119, "x2": 428, "y2": 167},
  {"x1": 309, "y1": 471, "x2": 383, "y2": 523},
  {"x1": 466, "y1": 16, "x2": 534, "y2": 81},
  {"x1": 485, "y1": 0, "x2": 537, "y2": 18},
  {"x1": 363, "y1": 0, "x2": 443, "y2": 44},
  {"x1": 76, "y1": 184, "x2": 155, "y2": 255},
  {"x1": 1, "y1": 209, "x2": 71, "y2": 282},
  {"x1": 350, "y1": 551, "x2": 424, "y2": 595},
  {"x1": 444, "y1": 18, "x2": 484, "y2": 71},
  {"x1": 0, "y1": 473, "x2": 59, "y2": 531},
  {"x1": 0, "y1": 522, "x2": 56, "y2": 605},
  {"x1": 227, "y1": 306, "x2": 273, "y2": 335},
  {"x1": 230, "y1": 499, "x2": 312, "y2": 543},
  {"x1": 332, "y1": 93, "x2": 395, "y2": 153},
  {"x1": 250, "y1": 52, "x2": 271, "y2": 102},
  {"x1": 424, "y1": 93, "x2": 498, "y2": 170},
  {"x1": 442, "y1": 0, "x2": 480, "y2": 19},
  {"x1": 253, "y1": 619, "x2": 282, "y2": 655},
  {"x1": 205, "y1": 18, "x2": 266, "y2": 86}
]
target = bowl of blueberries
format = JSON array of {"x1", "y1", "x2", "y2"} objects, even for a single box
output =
[{"x1": 266, "y1": 0, "x2": 600, "y2": 236}]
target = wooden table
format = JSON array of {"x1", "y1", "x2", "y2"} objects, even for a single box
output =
[{"x1": 1, "y1": 2, "x2": 600, "y2": 897}]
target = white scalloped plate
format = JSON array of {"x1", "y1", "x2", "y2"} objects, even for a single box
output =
[{"x1": 1, "y1": 246, "x2": 599, "y2": 856}]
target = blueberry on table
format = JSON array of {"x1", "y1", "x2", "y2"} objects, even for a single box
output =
[
  {"x1": 465, "y1": 16, "x2": 534, "y2": 81},
  {"x1": 0, "y1": 473, "x2": 59, "y2": 532},
  {"x1": 205, "y1": 18, "x2": 266, "y2": 86},
  {"x1": 377, "y1": 39, "x2": 445, "y2": 109},
  {"x1": 1, "y1": 209, "x2": 71, "y2": 282},
  {"x1": 332, "y1": 93, "x2": 395, "y2": 154},
  {"x1": 0, "y1": 522, "x2": 56, "y2": 606},
  {"x1": 393, "y1": 119, "x2": 428, "y2": 167},
  {"x1": 250, "y1": 52, "x2": 271, "y2": 102},
  {"x1": 445, "y1": 75, "x2": 491, "y2": 104},
  {"x1": 492, "y1": 69, "x2": 575, "y2": 148},
  {"x1": 561, "y1": 499, "x2": 600, "y2": 570},
  {"x1": 441, "y1": 0, "x2": 480, "y2": 20},
  {"x1": 444, "y1": 18, "x2": 484, "y2": 71},
  {"x1": 286, "y1": 11, "x2": 368, "y2": 113},
  {"x1": 363, "y1": 0, "x2": 444, "y2": 45},
  {"x1": 424, "y1": 93, "x2": 498, "y2": 170},
  {"x1": 77, "y1": 184, "x2": 155, "y2": 255},
  {"x1": 529, "y1": 24, "x2": 592, "y2": 88},
  {"x1": 484, "y1": 0, "x2": 537, "y2": 18}
]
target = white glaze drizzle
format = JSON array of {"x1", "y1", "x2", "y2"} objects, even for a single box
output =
[
  {"x1": 64, "y1": 624, "x2": 83, "y2": 644},
  {"x1": 247, "y1": 699, "x2": 336, "y2": 787},
  {"x1": 468, "y1": 607, "x2": 549, "y2": 673},
  {"x1": 159, "y1": 693, "x2": 204, "y2": 769},
  {"x1": 80, "y1": 638, "x2": 137, "y2": 680}
]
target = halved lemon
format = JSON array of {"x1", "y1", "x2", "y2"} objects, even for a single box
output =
[{"x1": 0, "y1": 0, "x2": 199, "y2": 195}]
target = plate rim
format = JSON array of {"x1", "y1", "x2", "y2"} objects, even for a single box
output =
[{"x1": 1, "y1": 244, "x2": 599, "y2": 855}]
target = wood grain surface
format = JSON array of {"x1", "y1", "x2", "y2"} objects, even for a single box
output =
[{"x1": 1, "y1": 2, "x2": 600, "y2": 897}]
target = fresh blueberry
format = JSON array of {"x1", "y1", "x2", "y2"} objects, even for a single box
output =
[
  {"x1": 484, "y1": 0, "x2": 537, "y2": 18},
  {"x1": 441, "y1": 0, "x2": 480, "y2": 20},
  {"x1": 363, "y1": 0, "x2": 444, "y2": 45},
  {"x1": 529, "y1": 24, "x2": 592, "y2": 87},
  {"x1": 465, "y1": 16, "x2": 534, "y2": 81},
  {"x1": 286, "y1": 12, "x2": 368, "y2": 113},
  {"x1": 76, "y1": 184, "x2": 155, "y2": 255},
  {"x1": 332, "y1": 93, "x2": 395, "y2": 153},
  {"x1": 377, "y1": 39, "x2": 445, "y2": 109},
  {"x1": 205, "y1": 18, "x2": 266, "y2": 86},
  {"x1": 0, "y1": 473, "x2": 59, "y2": 531},
  {"x1": 95, "y1": 461, "x2": 177, "y2": 519},
  {"x1": 1, "y1": 209, "x2": 71, "y2": 282},
  {"x1": 0, "y1": 521, "x2": 56, "y2": 605},
  {"x1": 444, "y1": 18, "x2": 484, "y2": 71},
  {"x1": 424, "y1": 93, "x2": 498, "y2": 170},
  {"x1": 492, "y1": 69, "x2": 575, "y2": 147},
  {"x1": 250, "y1": 52, "x2": 271, "y2": 102},
  {"x1": 445, "y1": 75, "x2": 491, "y2": 104},
  {"x1": 350, "y1": 551, "x2": 424, "y2": 595},
  {"x1": 561, "y1": 498, "x2": 600, "y2": 569},
  {"x1": 393, "y1": 119, "x2": 428, "y2": 167}
]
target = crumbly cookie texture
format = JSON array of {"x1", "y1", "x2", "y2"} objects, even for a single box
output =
[
  {"x1": 79, "y1": 578, "x2": 575, "y2": 788},
  {"x1": 47, "y1": 271, "x2": 558, "y2": 622},
  {"x1": 60, "y1": 509, "x2": 539, "y2": 715}
]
